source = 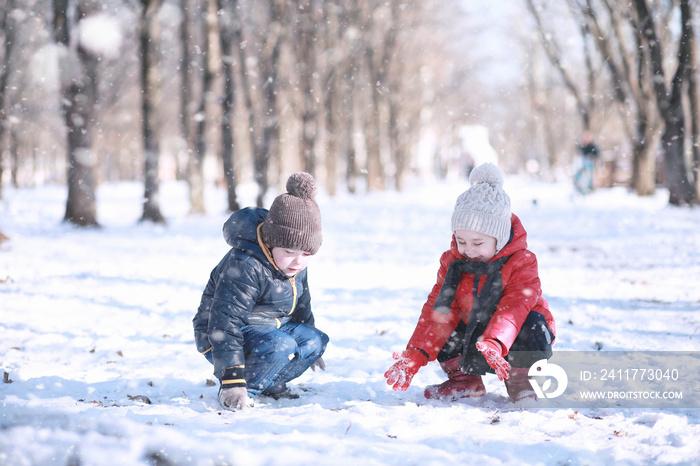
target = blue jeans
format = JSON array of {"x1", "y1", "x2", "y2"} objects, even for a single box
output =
[
  {"x1": 209, "y1": 323, "x2": 328, "y2": 397},
  {"x1": 574, "y1": 157, "x2": 595, "y2": 194}
]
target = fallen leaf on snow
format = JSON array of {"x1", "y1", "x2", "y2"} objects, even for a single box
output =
[{"x1": 127, "y1": 395, "x2": 152, "y2": 404}]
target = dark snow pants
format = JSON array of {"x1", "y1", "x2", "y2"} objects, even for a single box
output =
[{"x1": 436, "y1": 310, "x2": 555, "y2": 374}]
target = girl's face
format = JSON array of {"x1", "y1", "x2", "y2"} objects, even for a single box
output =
[
  {"x1": 271, "y1": 247, "x2": 312, "y2": 277},
  {"x1": 454, "y1": 229, "x2": 497, "y2": 263}
]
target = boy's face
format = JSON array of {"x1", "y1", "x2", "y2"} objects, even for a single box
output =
[
  {"x1": 271, "y1": 247, "x2": 312, "y2": 277},
  {"x1": 454, "y1": 229, "x2": 497, "y2": 263}
]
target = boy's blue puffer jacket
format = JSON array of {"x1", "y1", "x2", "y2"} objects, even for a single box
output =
[{"x1": 192, "y1": 207, "x2": 315, "y2": 380}]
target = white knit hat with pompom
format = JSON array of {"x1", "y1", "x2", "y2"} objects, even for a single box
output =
[{"x1": 451, "y1": 163, "x2": 512, "y2": 251}]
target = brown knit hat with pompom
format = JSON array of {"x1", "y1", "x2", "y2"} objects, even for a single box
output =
[{"x1": 261, "y1": 172, "x2": 322, "y2": 254}]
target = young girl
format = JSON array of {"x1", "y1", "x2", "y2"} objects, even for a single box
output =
[
  {"x1": 384, "y1": 163, "x2": 555, "y2": 402},
  {"x1": 193, "y1": 173, "x2": 328, "y2": 411}
]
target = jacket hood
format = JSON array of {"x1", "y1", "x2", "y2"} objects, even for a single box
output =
[
  {"x1": 223, "y1": 207, "x2": 270, "y2": 263},
  {"x1": 449, "y1": 213, "x2": 528, "y2": 261}
]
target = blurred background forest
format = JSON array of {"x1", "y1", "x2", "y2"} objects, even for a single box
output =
[{"x1": 0, "y1": 0, "x2": 698, "y2": 227}]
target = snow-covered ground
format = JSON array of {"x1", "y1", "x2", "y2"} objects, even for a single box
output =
[{"x1": 1, "y1": 175, "x2": 699, "y2": 465}]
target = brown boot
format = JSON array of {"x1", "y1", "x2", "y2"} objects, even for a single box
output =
[
  {"x1": 505, "y1": 367, "x2": 536, "y2": 402},
  {"x1": 424, "y1": 357, "x2": 485, "y2": 400}
]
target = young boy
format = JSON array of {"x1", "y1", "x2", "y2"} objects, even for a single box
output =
[
  {"x1": 384, "y1": 163, "x2": 556, "y2": 402},
  {"x1": 193, "y1": 173, "x2": 328, "y2": 411}
]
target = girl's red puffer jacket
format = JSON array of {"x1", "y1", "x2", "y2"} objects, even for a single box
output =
[{"x1": 407, "y1": 213, "x2": 556, "y2": 360}]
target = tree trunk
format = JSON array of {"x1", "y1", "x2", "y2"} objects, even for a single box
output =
[
  {"x1": 296, "y1": 0, "x2": 319, "y2": 178},
  {"x1": 684, "y1": 1, "x2": 699, "y2": 201},
  {"x1": 365, "y1": 81, "x2": 384, "y2": 191},
  {"x1": 343, "y1": 63, "x2": 358, "y2": 194},
  {"x1": 260, "y1": 0, "x2": 283, "y2": 201},
  {"x1": 534, "y1": 0, "x2": 662, "y2": 194},
  {"x1": 388, "y1": 98, "x2": 405, "y2": 191},
  {"x1": 660, "y1": 105, "x2": 692, "y2": 205},
  {"x1": 191, "y1": 0, "x2": 213, "y2": 214},
  {"x1": 226, "y1": 1, "x2": 263, "y2": 206},
  {"x1": 140, "y1": 0, "x2": 166, "y2": 223},
  {"x1": 181, "y1": 0, "x2": 207, "y2": 215},
  {"x1": 0, "y1": 0, "x2": 14, "y2": 200},
  {"x1": 217, "y1": 0, "x2": 240, "y2": 212},
  {"x1": 632, "y1": 141, "x2": 656, "y2": 196},
  {"x1": 361, "y1": 0, "x2": 397, "y2": 192},
  {"x1": 233, "y1": 24, "x2": 262, "y2": 207},
  {"x1": 179, "y1": 0, "x2": 192, "y2": 150},
  {"x1": 629, "y1": 24, "x2": 657, "y2": 196},
  {"x1": 383, "y1": 0, "x2": 402, "y2": 190},
  {"x1": 526, "y1": 0, "x2": 592, "y2": 132},
  {"x1": 321, "y1": 0, "x2": 339, "y2": 196},
  {"x1": 54, "y1": 0, "x2": 99, "y2": 227},
  {"x1": 633, "y1": 0, "x2": 696, "y2": 205},
  {"x1": 324, "y1": 90, "x2": 338, "y2": 196},
  {"x1": 63, "y1": 44, "x2": 100, "y2": 226},
  {"x1": 9, "y1": 129, "x2": 17, "y2": 187}
]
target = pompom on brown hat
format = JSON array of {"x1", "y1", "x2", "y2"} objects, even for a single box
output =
[{"x1": 261, "y1": 172, "x2": 323, "y2": 254}]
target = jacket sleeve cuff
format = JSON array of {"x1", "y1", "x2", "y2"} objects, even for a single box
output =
[
  {"x1": 221, "y1": 366, "x2": 247, "y2": 388},
  {"x1": 407, "y1": 347, "x2": 430, "y2": 365},
  {"x1": 484, "y1": 323, "x2": 518, "y2": 355}
]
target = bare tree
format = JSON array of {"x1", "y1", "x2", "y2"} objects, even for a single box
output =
[
  {"x1": 0, "y1": 0, "x2": 14, "y2": 200},
  {"x1": 180, "y1": 0, "x2": 207, "y2": 214},
  {"x1": 633, "y1": 0, "x2": 696, "y2": 205},
  {"x1": 383, "y1": 0, "x2": 409, "y2": 191},
  {"x1": 358, "y1": 0, "x2": 388, "y2": 191},
  {"x1": 525, "y1": 0, "x2": 594, "y2": 129},
  {"x1": 237, "y1": 0, "x2": 287, "y2": 207},
  {"x1": 259, "y1": 0, "x2": 284, "y2": 201},
  {"x1": 342, "y1": 27, "x2": 361, "y2": 194},
  {"x1": 319, "y1": 0, "x2": 342, "y2": 196},
  {"x1": 139, "y1": 0, "x2": 166, "y2": 223},
  {"x1": 216, "y1": 0, "x2": 240, "y2": 212},
  {"x1": 3, "y1": 0, "x2": 598, "y2": 204},
  {"x1": 526, "y1": 0, "x2": 607, "y2": 176},
  {"x1": 323, "y1": 0, "x2": 362, "y2": 195},
  {"x1": 682, "y1": 0, "x2": 699, "y2": 202},
  {"x1": 525, "y1": 0, "x2": 665, "y2": 195},
  {"x1": 292, "y1": 0, "x2": 320, "y2": 177},
  {"x1": 688, "y1": 4, "x2": 700, "y2": 201},
  {"x1": 575, "y1": 0, "x2": 662, "y2": 195},
  {"x1": 54, "y1": 0, "x2": 100, "y2": 227},
  {"x1": 233, "y1": 2, "x2": 263, "y2": 206}
]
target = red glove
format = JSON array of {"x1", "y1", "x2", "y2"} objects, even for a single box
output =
[
  {"x1": 476, "y1": 339, "x2": 511, "y2": 381},
  {"x1": 384, "y1": 348, "x2": 428, "y2": 391}
]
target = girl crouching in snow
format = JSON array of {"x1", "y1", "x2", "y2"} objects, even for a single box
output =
[
  {"x1": 193, "y1": 173, "x2": 328, "y2": 411},
  {"x1": 384, "y1": 163, "x2": 556, "y2": 402}
]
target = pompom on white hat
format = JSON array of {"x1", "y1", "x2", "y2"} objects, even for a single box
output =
[{"x1": 451, "y1": 163, "x2": 512, "y2": 251}]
